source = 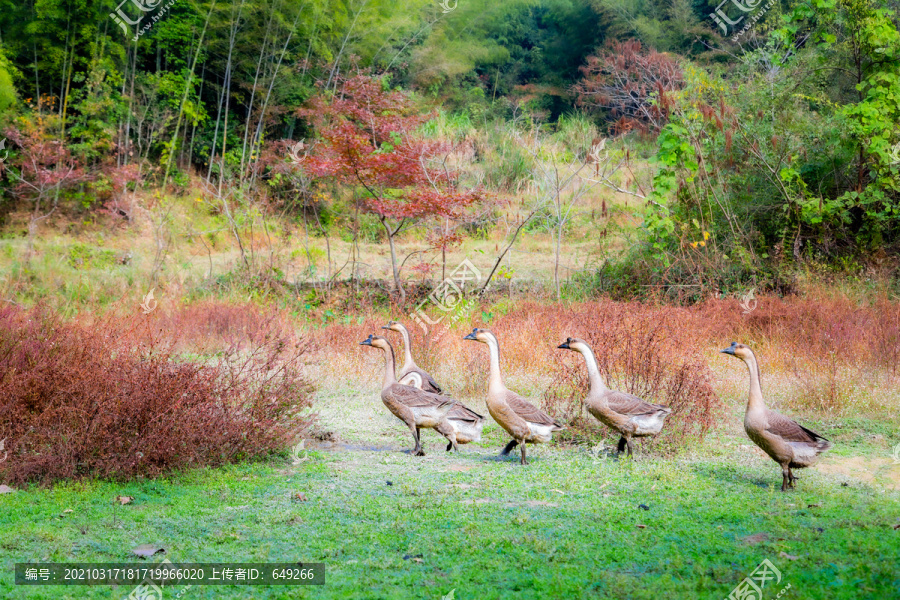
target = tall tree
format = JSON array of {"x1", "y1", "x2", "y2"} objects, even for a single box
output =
[{"x1": 298, "y1": 74, "x2": 481, "y2": 303}]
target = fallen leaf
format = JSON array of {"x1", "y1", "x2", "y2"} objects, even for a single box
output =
[
  {"x1": 62, "y1": 509, "x2": 74, "y2": 514},
  {"x1": 402, "y1": 553, "x2": 423, "y2": 561},
  {"x1": 638, "y1": 504, "x2": 650, "y2": 511},
  {"x1": 293, "y1": 492, "x2": 308, "y2": 502},
  {"x1": 116, "y1": 496, "x2": 134, "y2": 506},
  {"x1": 636, "y1": 524, "x2": 647, "y2": 529},
  {"x1": 412, "y1": 558, "x2": 424, "y2": 564},
  {"x1": 0, "y1": 485, "x2": 16, "y2": 494},
  {"x1": 807, "y1": 503, "x2": 822, "y2": 508},
  {"x1": 779, "y1": 551, "x2": 799, "y2": 561},
  {"x1": 449, "y1": 465, "x2": 473, "y2": 472},
  {"x1": 893, "y1": 524, "x2": 900, "y2": 530},
  {"x1": 599, "y1": 482, "x2": 610, "y2": 489},
  {"x1": 550, "y1": 489, "x2": 566, "y2": 495},
  {"x1": 524, "y1": 500, "x2": 558, "y2": 507},
  {"x1": 743, "y1": 533, "x2": 769, "y2": 545},
  {"x1": 132, "y1": 544, "x2": 165, "y2": 558}
]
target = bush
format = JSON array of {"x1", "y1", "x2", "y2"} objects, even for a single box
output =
[{"x1": 0, "y1": 305, "x2": 314, "y2": 485}]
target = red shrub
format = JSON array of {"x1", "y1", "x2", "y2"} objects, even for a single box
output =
[{"x1": 0, "y1": 305, "x2": 314, "y2": 485}]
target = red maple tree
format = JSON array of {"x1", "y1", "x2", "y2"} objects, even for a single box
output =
[{"x1": 296, "y1": 75, "x2": 481, "y2": 303}]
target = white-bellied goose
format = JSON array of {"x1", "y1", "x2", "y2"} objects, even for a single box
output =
[
  {"x1": 721, "y1": 342, "x2": 833, "y2": 491},
  {"x1": 382, "y1": 321, "x2": 485, "y2": 451},
  {"x1": 558, "y1": 337, "x2": 671, "y2": 456},
  {"x1": 360, "y1": 334, "x2": 456, "y2": 456},
  {"x1": 463, "y1": 328, "x2": 563, "y2": 464}
]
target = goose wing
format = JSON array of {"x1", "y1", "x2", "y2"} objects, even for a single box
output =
[
  {"x1": 504, "y1": 390, "x2": 564, "y2": 430},
  {"x1": 399, "y1": 366, "x2": 443, "y2": 394},
  {"x1": 447, "y1": 402, "x2": 484, "y2": 423},
  {"x1": 605, "y1": 390, "x2": 671, "y2": 417},
  {"x1": 389, "y1": 384, "x2": 456, "y2": 409},
  {"x1": 765, "y1": 409, "x2": 830, "y2": 446}
]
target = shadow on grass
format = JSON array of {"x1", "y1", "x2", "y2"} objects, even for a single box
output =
[{"x1": 691, "y1": 463, "x2": 773, "y2": 490}]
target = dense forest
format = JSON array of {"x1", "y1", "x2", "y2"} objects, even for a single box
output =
[{"x1": 0, "y1": 0, "x2": 899, "y2": 304}]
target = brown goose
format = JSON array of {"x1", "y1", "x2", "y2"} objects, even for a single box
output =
[
  {"x1": 381, "y1": 321, "x2": 442, "y2": 393},
  {"x1": 360, "y1": 335, "x2": 456, "y2": 456},
  {"x1": 721, "y1": 342, "x2": 833, "y2": 491},
  {"x1": 558, "y1": 337, "x2": 671, "y2": 456},
  {"x1": 382, "y1": 321, "x2": 485, "y2": 452},
  {"x1": 463, "y1": 328, "x2": 563, "y2": 464}
]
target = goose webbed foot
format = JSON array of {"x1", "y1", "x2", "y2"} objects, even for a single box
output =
[
  {"x1": 500, "y1": 440, "x2": 519, "y2": 456},
  {"x1": 780, "y1": 466, "x2": 791, "y2": 492}
]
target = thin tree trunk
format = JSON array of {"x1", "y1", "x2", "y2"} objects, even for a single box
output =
[{"x1": 162, "y1": 0, "x2": 217, "y2": 189}]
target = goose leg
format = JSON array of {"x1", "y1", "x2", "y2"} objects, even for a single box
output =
[
  {"x1": 616, "y1": 436, "x2": 627, "y2": 454},
  {"x1": 625, "y1": 436, "x2": 634, "y2": 458},
  {"x1": 414, "y1": 426, "x2": 425, "y2": 456},
  {"x1": 501, "y1": 439, "x2": 519, "y2": 456},
  {"x1": 780, "y1": 464, "x2": 790, "y2": 492},
  {"x1": 788, "y1": 467, "x2": 797, "y2": 488},
  {"x1": 520, "y1": 441, "x2": 527, "y2": 465},
  {"x1": 446, "y1": 441, "x2": 454, "y2": 452}
]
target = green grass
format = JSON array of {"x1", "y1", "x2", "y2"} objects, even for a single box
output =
[{"x1": 2, "y1": 432, "x2": 899, "y2": 599}]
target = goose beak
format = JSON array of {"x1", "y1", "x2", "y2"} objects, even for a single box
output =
[
  {"x1": 720, "y1": 342, "x2": 737, "y2": 355},
  {"x1": 557, "y1": 341, "x2": 570, "y2": 350},
  {"x1": 360, "y1": 335, "x2": 374, "y2": 346},
  {"x1": 380, "y1": 324, "x2": 390, "y2": 330},
  {"x1": 463, "y1": 329, "x2": 477, "y2": 341}
]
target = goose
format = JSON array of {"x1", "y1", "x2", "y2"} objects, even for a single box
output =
[
  {"x1": 463, "y1": 328, "x2": 563, "y2": 464},
  {"x1": 360, "y1": 334, "x2": 457, "y2": 456},
  {"x1": 721, "y1": 342, "x2": 833, "y2": 491},
  {"x1": 558, "y1": 337, "x2": 671, "y2": 456},
  {"x1": 381, "y1": 321, "x2": 443, "y2": 393},
  {"x1": 382, "y1": 320, "x2": 486, "y2": 452}
]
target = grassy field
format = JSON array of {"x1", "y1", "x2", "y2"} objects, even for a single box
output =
[{"x1": 3, "y1": 373, "x2": 899, "y2": 600}]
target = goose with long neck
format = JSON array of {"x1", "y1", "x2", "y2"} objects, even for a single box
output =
[
  {"x1": 558, "y1": 337, "x2": 671, "y2": 457},
  {"x1": 381, "y1": 321, "x2": 443, "y2": 393},
  {"x1": 721, "y1": 342, "x2": 832, "y2": 491},
  {"x1": 464, "y1": 328, "x2": 563, "y2": 465},
  {"x1": 381, "y1": 321, "x2": 484, "y2": 451},
  {"x1": 360, "y1": 334, "x2": 457, "y2": 456}
]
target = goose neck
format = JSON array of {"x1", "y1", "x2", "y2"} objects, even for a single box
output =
[
  {"x1": 578, "y1": 345, "x2": 608, "y2": 392},
  {"x1": 381, "y1": 344, "x2": 397, "y2": 390},
  {"x1": 744, "y1": 353, "x2": 765, "y2": 412},
  {"x1": 485, "y1": 337, "x2": 505, "y2": 393},
  {"x1": 398, "y1": 326, "x2": 415, "y2": 371}
]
